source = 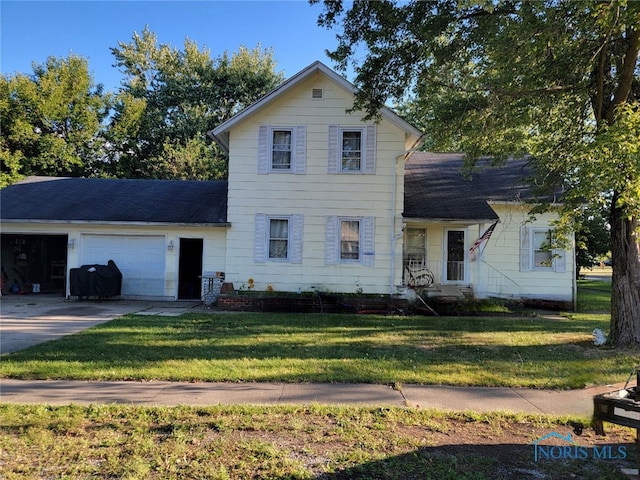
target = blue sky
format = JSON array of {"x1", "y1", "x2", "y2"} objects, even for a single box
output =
[{"x1": 1, "y1": 0, "x2": 347, "y2": 91}]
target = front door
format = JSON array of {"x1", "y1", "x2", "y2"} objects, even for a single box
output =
[{"x1": 445, "y1": 229, "x2": 466, "y2": 283}]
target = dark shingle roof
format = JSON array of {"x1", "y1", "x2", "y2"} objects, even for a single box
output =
[
  {"x1": 403, "y1": 152, "x2": 534, "y2": 221},
  {"x1": 1, "y1": 177, "x2": 228, "y2": 224}
]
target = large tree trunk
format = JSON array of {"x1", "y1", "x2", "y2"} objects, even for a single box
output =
[{"x1": 608, "y1": 197, "x2": 640, "y2": 348}]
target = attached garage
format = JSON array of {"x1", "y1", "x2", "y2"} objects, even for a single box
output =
[
  {"x1": 81, "y1": 235, "x2": 166, "y2": 298},
  {"x1": 1, "y1": 176, "x2": 229, "y2": 301}
]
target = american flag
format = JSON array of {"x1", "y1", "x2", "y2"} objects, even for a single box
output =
[{"x1": 469, "y1": 221, "x2": 498, "y2": 254}]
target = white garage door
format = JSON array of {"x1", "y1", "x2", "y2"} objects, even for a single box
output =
[{"x1": 81, "y1": 235, "x2": 166, "y2": 298}]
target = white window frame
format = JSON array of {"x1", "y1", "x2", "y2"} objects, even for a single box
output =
[
  {"x1": 267, "y1": 216, "x2": 291, "y2": 261},
  {"x1": 269, "y1": 127, "x2": 295, "y2": 172},
  {"x1": 340, "y1": 128, "x2": 365, "y2": 173},
  {"x1": 339, "y1": 217, "x2": 362, "y2": 263},
  {"x1": 325, "y1": 216, "x2": 375, "y2": 266},
  {"x1": 258, "y1": 125, "x2": 306, "y2": 175},
  {"x1": 404, "y1": 228, "x2": 428, "y2": 266},
  {"x1": 254, "y1": 213, "x2": 303, "y2": 264},
  {"x1": 531, "y1": 228, "x2": 553, "y2": 270},
  {"x1": 328, "y1": 125, "x2": 376, "y2": 174},
  {"x1": 520, "y1": 226, "x2": 567, "y2": 273}
]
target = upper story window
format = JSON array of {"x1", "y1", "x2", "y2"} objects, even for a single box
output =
[
  {"x1": 271, "y1": 129, "x2": 293, "y2": 171},
  {"x1": 341, "y1": 130, "x2": 363, "y2": 172},
  {"x1": 258, "y1": 125, "x2": 306, "y2": 174},
  {"x1": 328, "y1": 125, "x2": 376, "y2": 174}
]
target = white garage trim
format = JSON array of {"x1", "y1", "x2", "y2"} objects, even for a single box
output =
[{"x1": 80, "y1": 234, "x2": 166, "y2": 299}]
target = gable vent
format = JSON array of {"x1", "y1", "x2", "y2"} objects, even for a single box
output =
[{"x1": 312, "y1": 88, "x2": 323, "y2": 99}]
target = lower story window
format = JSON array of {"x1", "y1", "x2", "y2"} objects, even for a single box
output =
[
  {"x1": 269, "y1": 218, "x2": 289, "y2": 259},
  {"x1": 520, "y1": 225, "x2": 566, "y2": 273},
  {"x1": 340, "y1": 219, "x2": 360, "y2": 260},
  {"x1": 326, "y1": 216, "x2": 374, "y2": 266},
  {"x1": 533, "y1": 229, "x2": 552, "y2": 269},
  {"x1": 255, "y1": 213, "x2": 303, "y2": 264}
]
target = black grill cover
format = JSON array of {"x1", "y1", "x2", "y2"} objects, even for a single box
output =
[{"x1": 70, "y1": 260, "x2": 122, "y2": 298}]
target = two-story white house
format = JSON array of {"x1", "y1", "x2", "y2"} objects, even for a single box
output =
[
  {"x1": 0, "y1": 61, "x2": 575, "y2": 307},
  {"x1": 209, "y1": 61, "x2": 423, "y2": 295}
]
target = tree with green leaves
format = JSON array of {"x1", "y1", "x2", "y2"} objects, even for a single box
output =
[
  {"x1": 314, "y1": 0, "x2": 640, "y2": 347},
  {"x1": 1, "y1": 55, "x2": 109, "y2": 186},
  {"x1": 104, "y1": 27, "x2": 284, "y2": 180},
  {"x1": 575, "y1": 205, "x2": 611, "y2": 277}
]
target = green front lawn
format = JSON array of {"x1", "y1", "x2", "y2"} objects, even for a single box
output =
[
  {"x1": 1, "y1": 281, "x2": 636, "y2": 389},
  {"x1": 2, "y1": 281, "x2": 638, "y2": 479}
]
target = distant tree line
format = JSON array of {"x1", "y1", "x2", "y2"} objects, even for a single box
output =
[{"x1": 1, "y1": 26, "x2": 283, "y2": 186}]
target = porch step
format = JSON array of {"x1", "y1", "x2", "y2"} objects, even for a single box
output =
[{"x1": 425, "y1": 285, "x2": 466, "y2": 299}]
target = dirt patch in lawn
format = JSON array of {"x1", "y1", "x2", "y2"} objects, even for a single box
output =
[
  {"x1": 222, "y1": 414, "x2": 638, "y2": 479},
  {"x1": 407, "y1": 420, "x2": 636, "y2": 480},
  {"x1": 1, "y1": 405, "x2": 637, "y2": 479}
]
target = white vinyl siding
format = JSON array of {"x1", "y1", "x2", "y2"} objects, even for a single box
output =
[
  {"x1": 5, "y1": 222, "x2": 227, "y2": 302},
  {"x1": 328, "y1": 125, "x2": 376, "y2": 174},
  {"x1": 410, "y1": 211, "x2": 574, "y2": 305},
  {"x1": 258, "y1": 125, "x2": 306, "y2": 174}
]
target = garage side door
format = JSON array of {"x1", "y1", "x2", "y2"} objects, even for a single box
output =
[{"x1": 81, "y1": 235, "x2": 165, "y2": 298}]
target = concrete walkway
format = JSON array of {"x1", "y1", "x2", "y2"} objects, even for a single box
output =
[{"x1": 0, "y1": 378, "x2": 622, "y2": 416}]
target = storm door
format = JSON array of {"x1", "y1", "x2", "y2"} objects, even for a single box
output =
[{"x1": 445, "y1": 229, "x2": 466, "y2": 283}]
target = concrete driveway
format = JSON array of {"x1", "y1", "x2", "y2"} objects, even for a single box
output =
[{"x1": 0, "y1": 294, "x2": 199, "y2": 354}]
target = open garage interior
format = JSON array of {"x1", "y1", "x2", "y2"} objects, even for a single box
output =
[{"x1": 1, "y1": 234, "x2": 68, "y2": 295}]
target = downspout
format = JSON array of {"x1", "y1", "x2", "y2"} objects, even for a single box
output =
[{"x1": 389, "y1": 136, "x2": 426, "y2": 295}]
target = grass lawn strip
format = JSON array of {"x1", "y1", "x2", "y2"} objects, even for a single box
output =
[
  {"x1": 1, "y1": 404, "x2": 636, "y2": 479},
  {"x1": 1, "y1": 311, "x2": 638, "y2": 388}
]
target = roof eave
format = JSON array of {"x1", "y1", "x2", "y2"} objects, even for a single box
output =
[
  {"x1": 0, "y1": 219, "x2": 231, "y2": 228},
  {"x1": 403, "y1": 217, "x2": 499, "y2": 224}
]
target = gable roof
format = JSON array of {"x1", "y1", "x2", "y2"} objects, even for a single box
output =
[
  {"x1": 403, "y1": 152, "x2": 536, "y2": 222},
  {"x1": 209, "y1": 60, "x2": 423, "y2": 152},
  {"x1": 1, "y1": 177, "x2": 228, "y2": 225}
]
